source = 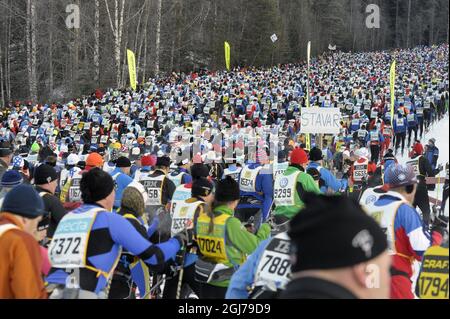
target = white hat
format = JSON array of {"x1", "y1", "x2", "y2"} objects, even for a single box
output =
[
  {"x1": 354, "y1": 148, "x2": 370, "y2": 159},
  {"x1": 67, "y1": 154, "x2": 80, "y2": 166},
  {"x1": 126, "y1": 181, "x2": 148, "y2": 204},
  {"x1": 131, "y1": 147, "x2": 141, "y2": 156}
]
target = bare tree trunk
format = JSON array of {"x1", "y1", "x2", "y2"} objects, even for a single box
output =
[
  {"x1": 395, "y1": 0, "x2": 400, "y2": 47},
  {"x1": 48, "y1": 1, "x2": 54, "y2": 95},
  {"x1": 429, "y1": 1, "x2": 435, "y2": 45},
  {"x1": 142, "y1": 26, "x2": 148, "y2": 83},
  {"x1": 406, "y1": 0, "x2": 412, "y2": 48},
  {"x1": 105, "y1": 0, "x2": 125, "y2": 88},
  {"x1": 26, "y1": 0, "x2": 38, "y2": 101},
  {"x1": 0, "y1": 44, "x2": 4, "y2": 107},
  {"x1": 94, "y1": 0, "x2": 100, "y2": 85},
  {"x1": 6, "y1": 6, "x2": 12, "y2": 100},
  {"x1": 138, "y1": 0, "x2": 150, "y2": 82},
  {"x1": 26, "y1": 0, "x2": 32, "y2": 100},
  {"x1": 154, "y1": 0, "x2": 162, "y2": 75}
]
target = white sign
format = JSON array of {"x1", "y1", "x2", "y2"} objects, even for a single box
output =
[
  {"x1": 270, "y1": 34, "x2": 278, "y2": 43},
  {"x1": 300, "y1": 108, "x2": 341, "y2": 134}
]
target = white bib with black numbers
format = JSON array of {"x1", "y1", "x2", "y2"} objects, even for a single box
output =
[
  {"x1": 416, "y1": 107, "x2": 424, "y2": 115},
  {"x1": 370, "y1": 131, "x2": 379, "y2": 142},
  {"x1": 371, "y1": 109, "x2": 378, "y2": 119},
  {"x1": 396, "y1": 118, "x2": 405, "y2": 127},
  {"x1": 239, "y1": 166, "x2": 262, "y2": 193},
  {"x1": 140, "y1": 175, "x2": 164, "y2": 206},
  {"x1": 358, "y1": 130, "x2": 367, "y2": 138},
  {"x1": 383, "y1": 126, "x2": 392, "y2": 136},
  {"x1": 49, "y1": 208, "x2": 102, "y2": 269},
  {"x1": 274, "y1": 172, "x2": 300, "y2": 207},
  {"x1": 254, "y1": 233, "x2": 292, "y2": 290},
  {"x1": 171, "y1": 184, "x2": 193, "y2": 215},
  {"x1": 353, "y1": 159, "x2": 369, "y2": 182},
  {"x1": 68, "y1": 177, "x2": 82, "y2": 202},
  {"x1": 407, "y1": 157, "x2": 420, "y2": 176},
  {"x1": 273, "y1": 162, "x2": 289, "y2": 180},
  {"x1": 364, "y1": 200, "x2": 406, "y2": 254},
  {"x1": 171, "y1": 201, "x2": 202, "y2": 237}
]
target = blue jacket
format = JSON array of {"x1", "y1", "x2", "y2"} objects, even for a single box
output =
[
  {"x1": 226, "y1": 239, "x2": 270, "y2": 299},
  {"x1": 406, "y1": 114, "x2": 418, "y2": 128},
  {"x1": 45, "y1": 204, "x2": 181, "y2": 294},
  {"x1": 349, "y1": 119, "x2": 361, "y2": 133},
  {"x1": 393, "y1": 116, "x2": 407, "y2": 133},
  {"x1": 365, "y1": 130, "x2": 385, "y2": 145},
  {"x1": 425, "y1": 145, "x2": 439, "y2": 170},
  {"x1": 307, "y1": 162, "x2": 347, "y2": 193},
  {"x1": 238, "y1": 163, "x2": 273, "y2": 221},
  {"x1": 110, "y1": 168, "x2": 133, "y2": 208}
]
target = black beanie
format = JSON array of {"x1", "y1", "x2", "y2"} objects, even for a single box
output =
[
  {"x1": 156, "y1": 156, "x2": 171, "y2": 168},
  {"x1": 288, "y1": 194, "x2": 387, "y2": 272},
  {"x1": 215, "y1": 176, "x2": 240, "y2": 202},
  {"x1": 34, "y1": 164, "x2": 58, "y2": 185},
  {"x1": 309, "y1": 147, "x2": 323, "y2": 161},
  {"x1": 192, "y1": 177, "x2": 214, "y2": 197},
  {"x1": 116, "y1": 156, "x2": 132, "y2": 168},
  {"x1": 190, "y1": 164, "x2": 209, "y2": 179},
  {"x1": 80, "y1": 168, "x2": 115, "y2": 204}
]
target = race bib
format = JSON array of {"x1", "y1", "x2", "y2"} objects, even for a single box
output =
[
  {"x1": 140, "y1": 177, "x2": 164, "y2": 206},
  {"x1": 49, "y1": 209, "x2": 100, "y2": 268},
  {"x1": 255, "y1": 233, "x2": 291, "y2": 289},
  {"x1": 100, "y1": 135, "x2": 109, "y2": 144},
  {"x1": 274, "y1": 173, "x2": 298, "y2": 206},
  {"x1": 239, "y1": 166, "x2": 262, "y2": 193},
  {"x1": 273, "y1": 162, "x2": 289, "y2": 180},
  {"x1": 417, "y1": 246, "x2": 449, "y2": 299},
  {"x1": 353, "y1": 164, "x2": 368, "y2": 182},
  {"x1": 69, "y1": 178, "x2": 82, "y2": 202},
  {"x1": 171, "y1": 202, "x2": 200, "y2": 236},
  {"x1": 407, "y1": 158, "x2": 420, "y2": 176}
]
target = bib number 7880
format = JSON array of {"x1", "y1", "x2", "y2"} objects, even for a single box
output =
[{"x1": 261, "y1": 254, "x2": 290, "y2": 277}]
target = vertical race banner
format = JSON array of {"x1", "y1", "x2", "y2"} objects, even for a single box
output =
[
  {"x1": 390, "y1": 60, "x2": 396, "y2": 122},
  {"x1": 224, "y1": 42, "x2": 231, "y2": 71},
  {"x1": 305, "y1": 41, "x2": 312, "y2": 150},
  {"x1": 127, "y1": 49, "x2": 137, "y2": 91}
]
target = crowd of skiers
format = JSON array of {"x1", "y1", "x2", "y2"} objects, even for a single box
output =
[{"x1": 0, "y1": 44, "x2": 449, "y2": 300}]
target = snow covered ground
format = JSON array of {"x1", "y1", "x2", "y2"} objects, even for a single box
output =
[
  {"x1": 397, "y1": 114, "x2": 449, "y2": 168},
  {"x1": 397, "y1": 114, "x2": 449, "y2": 201}
]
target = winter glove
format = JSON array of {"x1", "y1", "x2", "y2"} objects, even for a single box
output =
[{"x1": 175, "y1": 227, "x2": 195, "y2": 248}]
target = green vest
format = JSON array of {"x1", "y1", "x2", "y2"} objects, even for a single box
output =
[{"x1": 274, "y1": 166, "x2": 320, "y2": 219}]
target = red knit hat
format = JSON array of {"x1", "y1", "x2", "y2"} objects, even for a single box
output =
[
  {"x1": 141, "y1": 155, "x2": 156, "y2": 167},
  {"x1": 290, "y1": 148, "x2": 309, "y2": 165},
  {"x1": 413, "y1": 142, "x2": 424, "y2": 156}
]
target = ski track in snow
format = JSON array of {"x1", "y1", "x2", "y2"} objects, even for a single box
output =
[{"x1": 397, "y1": 114, "x2": 449, "y2": 201}]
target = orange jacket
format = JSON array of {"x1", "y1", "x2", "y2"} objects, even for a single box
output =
[{"x1": 0, "y1": 213, "x2": 47, "y2": 299}]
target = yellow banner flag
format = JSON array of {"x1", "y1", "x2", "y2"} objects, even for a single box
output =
[
  {"x1": 390, "y1": 60, "x2": 396, "y2": 122},
  {"x1": 127, "y1": 49, "x2": 137, "y2": 91},
  {"x1": 224, "y1": 42, "x2": 231, "y2": 71}
]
